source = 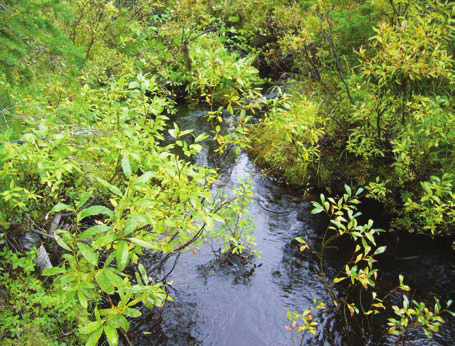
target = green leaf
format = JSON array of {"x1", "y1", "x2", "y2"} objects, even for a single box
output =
[
  {"x1": 80, "y1": 320, "x2": 103, "y2": 335},
  {"x1": 77, "y1": 192, "x2": 93, "y2": 210},
  {"x1": 333, "y1": 277, "x2": 347, "y2": 283},
  {"x1": 194, "y1": 133, "x2": 209, "y2": 142},
  {"x1": 118, "y1": 316, "x2": 129, "y2": 332},
  {"x1": 365, "y1": 231, "x2": 375, "y2": 245},
  {"x1": 109, "y1": 315, "x2": 129, "y2": 332},
  {"x1": 122, "y1": 155, "x2": 132, "y2": 178},
  {"x1": 104, "y1": 267, "x2": 124, "y2": 288},
  {"x1": 128, "y1": 81, "x2": 140, "y2": 89},
  {"x1": 42, "y1": 266, "x2": 66, "y2": 276},
  {"x1": 324, "y1": 201, "x2": 330, "y2": 212},
  {"x1": 95, "y1": 306, "x2": 102, "y2": 322},
  {"x1": 96, "y1": 176, "x2": 123, "y2": 197},
  {"x1": 424, "y1": 329, "x2": 433, "y2": 339},
  {"x1": 212, "y1": 213, "x2": 225, "y2": 223},
  {"x1": 121, "y1": 215, "x2": 146, "y2": 237},
  {"x1": 135, "y1": 271, "x2": 143, "y2": 285},
  {"x1": 78, "y1": 205, "x2": 114, "y2": 221},
  {"x1": 104, "y1": 325, "x2": 119, "y2": 346},
  {"x1": 126, "y1": 308, "x2": 141, "y2": 317},
  {"x1": 311, "y1": 206, "x2": 323, "y2": 214},
  {"x1": 169, "y1": 123, "x2": 179, "y2": 138},
  {"x1": 355, "y1": 187, "x2": 364, "y2": 196},
  {"x1": 374, "y1": 246, "x2": 387, "y2": 255},
  {"x1": 93, "y1": 233, "x2": 115, "y2": 249},
  {"x1": 128, "y1": 237, "x2": 157, "y2": 249},
  {"x1": 138, "y1": 263, "x2": 148, "y2": 285},
  {"x1": 190, "y1": 196, "x2": 200, "y2": 209},
  {"x1": 191, "y1": 143, "x2": 202, "y2": 152},
  {"x1": 54, "y1": 231, "x2": 72, "y2": 251},
  {"x1": 96, "y1": 270, "x2": 115, "y2": 294},
  {"x1": 116, "y1": 240, "x2": 129, "y2": 271},
  {"x1": 78, "y1": 289, "x2": 88, "y2": 309},
  {"x1": 85, "y1": 326, "x2": 104, "y2": 346},
  {"x1": 136, "y1": 171, "x2": 153, "y2": 184},
  {"x1": 104, "y1": 252, "x2": 115, "y2": 267},
  {"x1": 80, "y1": 225, "x2": 110, "y2": 239},
  {"x1": 51, "y1": 202, "x2": 73, "y2": 214},
  {"x1": 78, "y1": 242, "x2": 99, "y2": 266}
]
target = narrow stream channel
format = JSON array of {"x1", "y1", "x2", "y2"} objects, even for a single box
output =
[{"x1": 135, "y1": 107, "x2": 455, "y2": 346}]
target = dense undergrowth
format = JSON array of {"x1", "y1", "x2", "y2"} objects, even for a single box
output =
[
  {"x1": 1, "y1": 0, "x2": 455, "y2": 345},
  {"x1": 1, "y1": 1, "x2": 261, "y2": 344},
  {"x1": 246, "y1": 0, "x2": 455, "y2": 238}
]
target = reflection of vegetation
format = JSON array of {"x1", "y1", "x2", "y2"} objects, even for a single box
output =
[
  {"x1": 388, "y1": 294, "x2": 455, "y2": 341},
  {"x1": 286, "y1": 300, "x2": 325, "y2": 346},
  {"x1": 1, "y1": 0, "x2": 455, "y2": 344}
]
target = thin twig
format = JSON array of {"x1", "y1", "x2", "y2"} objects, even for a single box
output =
[
  {"x1": 323, "y1": 12, "x2": 354, "y2": 105},
  {"x1": 24, "y1": 213, "x2": 54, "y2": 239},
  {"x1": 119, "y1": 328, "x2": 134, "y2": 346}
]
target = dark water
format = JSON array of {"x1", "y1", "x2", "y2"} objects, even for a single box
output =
[{"x1": 135, "y1": 107, "x2": 455, "y2": 346}]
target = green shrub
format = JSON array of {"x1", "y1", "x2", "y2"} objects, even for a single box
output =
[
  {"x1": 0, "y1": 248, "x2": 81, "y2": 345},
  {"x1": 187, "y1": 33, "x2": 261, "y2": 106},
  {"x1": 248, "y1": 92, "x2": 324, "y2": 186}
]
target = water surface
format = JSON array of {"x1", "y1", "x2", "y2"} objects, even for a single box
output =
[{"x1": 135, "y1": 107, "x2": 455, "y2": 346}]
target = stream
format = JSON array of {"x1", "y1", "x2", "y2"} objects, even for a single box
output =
[{"x1": 134, "y1": 107, "x2": 455, "y2": 346}]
